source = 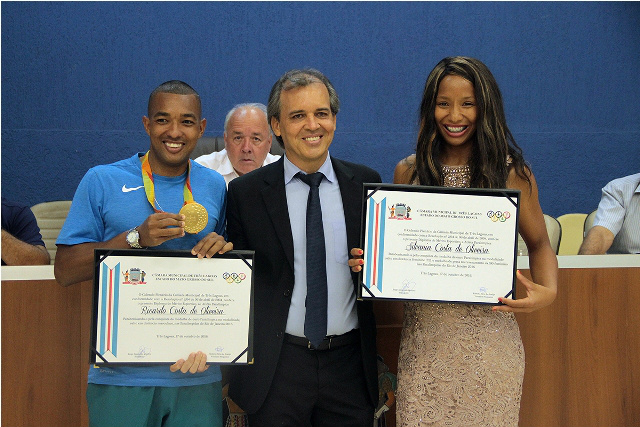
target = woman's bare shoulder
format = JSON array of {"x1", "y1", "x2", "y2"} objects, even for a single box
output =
[
  {"x1": 394, "y1": 155, "x2": 415, "y2": 184},
  {"x1": 507, "y1": 164, "x2": 536, "y2": 196}
]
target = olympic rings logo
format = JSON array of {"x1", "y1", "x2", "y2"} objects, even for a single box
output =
[
  {"x1": 222, "y1": 272, "x2": 247, "y2": 283},
  {"x1": 487, "y1": 210, "x2": 511, "y2": 222}
]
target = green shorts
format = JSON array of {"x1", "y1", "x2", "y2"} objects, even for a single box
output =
[{"x1": 87, "y1": 382, "x2": 222, "y2": 427}]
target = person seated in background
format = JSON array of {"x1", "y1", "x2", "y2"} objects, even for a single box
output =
[
  {"x1": 1, "y1": 197, "x2": 50, "y2": 265},
  {"x1": 195, "y1": 103, "x2": 280, "y2": 186},
  {"x1": 579, "y1": 172, "x2": 640, "y2": 254}
]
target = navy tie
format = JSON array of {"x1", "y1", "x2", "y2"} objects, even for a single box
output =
[{"x1": 297, "y1": 172, "x2": 327, "y2": 349}]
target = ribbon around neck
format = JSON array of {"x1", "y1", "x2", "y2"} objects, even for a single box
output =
[{"x1": 140, "y1": 151, "x2": 195, "y2": 213}]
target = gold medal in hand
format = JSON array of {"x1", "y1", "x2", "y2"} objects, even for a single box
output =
[{"x1": 179, "y1": 202, "x2": 208, "y2": 234}]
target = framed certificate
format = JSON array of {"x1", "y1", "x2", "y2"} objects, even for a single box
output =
[
  {"x1": 360, "y1": 183, "x2": 520, "y2": 304},
  {"x1": 91, "y1": 249, "x2": 254, "y2": 365}
]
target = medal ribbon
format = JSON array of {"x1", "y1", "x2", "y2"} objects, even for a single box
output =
[{"x1": 140, "y1": 151, "x2": 195, "y2": 213}]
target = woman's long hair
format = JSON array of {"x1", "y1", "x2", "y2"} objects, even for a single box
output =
[{"x1": 411, "y1": 56, "x2": 530, "y2": 189}]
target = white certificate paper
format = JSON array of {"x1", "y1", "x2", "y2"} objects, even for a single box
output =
[
  {"x1": 360, "y1": 184, "x2": 519, "y2": 304},
  {"x1": 91, "y1": 249, "x2": 254, "y2": 365}
]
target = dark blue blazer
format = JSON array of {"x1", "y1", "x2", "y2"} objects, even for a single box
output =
[{"x1": 224, "y1": 155, "x2": 381, "y2": 414}]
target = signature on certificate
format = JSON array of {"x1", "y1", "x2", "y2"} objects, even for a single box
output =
[
  {"x1": 400, "y1": 280, "x2": 416, "y2": 292},
  {"x1": 134, "y1": 346, "x2": 152, "y2": 356}
]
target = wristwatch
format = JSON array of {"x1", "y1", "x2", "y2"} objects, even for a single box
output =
[{"x1": 125, "y1": 227, "x2": 143, "y2": 249}]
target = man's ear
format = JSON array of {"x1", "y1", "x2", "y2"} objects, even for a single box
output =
[{"x1": 270, "y1": 116, "x2": 281, "y2": 137}]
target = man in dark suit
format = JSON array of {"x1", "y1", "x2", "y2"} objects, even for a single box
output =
[{"x1": 225, "y1": 69, "x2": 380, "y2": 426}]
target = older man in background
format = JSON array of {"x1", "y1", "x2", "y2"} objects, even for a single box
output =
[
  {"x1": 196, "y1": 103, "x2": 280, "y2": 185},
  {"x1": 579, "y1": 172, "x2": 640, "y2": 254}
]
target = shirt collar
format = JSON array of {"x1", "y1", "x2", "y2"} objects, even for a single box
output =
[
  {"x1": 283, "y1": 152, "x2": 336, "y2": 184},
  {"x1": 214, "y1": 149, "x2": 238, "y2": 177}
]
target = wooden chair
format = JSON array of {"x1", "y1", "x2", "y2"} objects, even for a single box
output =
[
  {"x1": 557, "y1": 213, "x2": 588, "y2": 255},
  {"x1": 30, "y1": 200, "x2": 72, "y2": 264},
  {"x1": 517, "y1": 214, "x2": 562, "y2": 255}
]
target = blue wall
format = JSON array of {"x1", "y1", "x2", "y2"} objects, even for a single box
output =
[{"x1": 2, "y1": 2, "x2": 639, "y2": 217}]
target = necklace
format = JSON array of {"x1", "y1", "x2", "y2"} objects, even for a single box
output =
[{"x1": 153, "y1": 197, "x2": 166, "y2": 213}]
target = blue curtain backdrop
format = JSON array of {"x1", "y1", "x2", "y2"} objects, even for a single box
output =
[{"x1": 2, "y1": 1, "x2": 639, "y2": 216}]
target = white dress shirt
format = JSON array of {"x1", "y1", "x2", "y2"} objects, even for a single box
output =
[
  {"x1": 195, "y1": 148, "x2": 280, "y2": 187},
  {"x1": 594, "y1": 172, "x2": 640, "y2": 254},
  {"x1": 282, "y1": 154, "x2": 359, "y2": 337}
]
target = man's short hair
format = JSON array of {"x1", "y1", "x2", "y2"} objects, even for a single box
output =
[
  {"x1": 267, "y1": 69, "x2": 340, "y2": 146},
  {"x1": 224, "y1": 103, "x2": 269, "y2": 133},
  {"x1": 148, "y1": 80, "x2": 201, "y2": 117}
]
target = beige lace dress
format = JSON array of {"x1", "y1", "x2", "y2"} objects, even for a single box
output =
[{"x1": 396, "y1": 164, "x2": 525, "y2": 427}]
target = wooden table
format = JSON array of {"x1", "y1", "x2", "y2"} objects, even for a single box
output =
[
  {"x1": 2, "y1": 255, "x2": 639, "y2": 427},
  {"x1": 1, "y1": 266, "x2": 92, "y2": 427}
]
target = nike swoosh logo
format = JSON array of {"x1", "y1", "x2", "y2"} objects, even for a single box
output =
[{"x1": 122, "y1": 185, "x2": 144, "y2": 193}]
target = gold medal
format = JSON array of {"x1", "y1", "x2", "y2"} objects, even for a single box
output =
[{"x1": 180, "y1": 202, "x2": 208, "y2": 234}]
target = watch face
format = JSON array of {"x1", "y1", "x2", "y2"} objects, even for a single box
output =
[{"x1": 127, "y1": 229, "x2": 139, "y2": 247}]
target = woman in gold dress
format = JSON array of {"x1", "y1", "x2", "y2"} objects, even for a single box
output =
[{"x1": 352, "y1": 56, "x2": 558, "y2": 426}]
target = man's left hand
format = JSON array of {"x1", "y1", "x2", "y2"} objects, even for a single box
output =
[{"x1": 191, "y1": 232, "x2": 233, "y2": 258}]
